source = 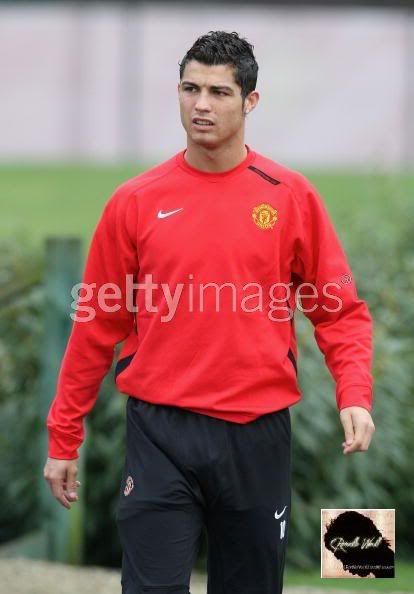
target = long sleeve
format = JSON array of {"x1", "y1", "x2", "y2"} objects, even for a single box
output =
[
  {"x1": 46, "y1": 183, "x2": 139, "y2": 459},
  {"x1": 290, "y1": 175, "x2": 373, "y2": 412}
]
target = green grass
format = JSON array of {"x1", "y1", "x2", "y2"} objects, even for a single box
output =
[
  {"x1": 1, "y1": 164, "x2": 145, "y2": 248},
  {"x1": 285, "y1": 560, "x2": 414, "y2": 591},
  {"x1": 1, "y1": 164, "x2": 413, "y2": 250}
]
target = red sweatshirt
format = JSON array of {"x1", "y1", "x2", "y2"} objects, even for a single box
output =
[{"x1": 46, "y1": 146, "x2": 373, "y2": 459}]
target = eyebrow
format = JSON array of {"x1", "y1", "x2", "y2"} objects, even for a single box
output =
[{"x1": 181, "y1": 81, "x2": 234, "y2": 92}]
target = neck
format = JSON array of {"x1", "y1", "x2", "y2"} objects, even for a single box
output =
[{"x1": 184, "y1": 138, "x2": 248, "y2": 173}]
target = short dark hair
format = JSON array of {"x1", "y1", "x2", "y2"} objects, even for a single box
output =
[{"x1": 179, "y1": 31, "x2": 258, "y2": 101}]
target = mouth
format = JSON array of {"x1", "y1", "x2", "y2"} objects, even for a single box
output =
[{"x1": 192, "y1": 117, "x2": 215, "y2": 129}]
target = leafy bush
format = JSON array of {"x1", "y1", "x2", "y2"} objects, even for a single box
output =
[{"x1": 0, "y1": 239, "x2": 44, "y2": 544}]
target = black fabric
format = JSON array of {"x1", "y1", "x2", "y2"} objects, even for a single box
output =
[
  {"x1": 116, "y1": 396, "x2": 291, "y2": 594},
  {"x1": 248, "y1": 165, "x2": 281, "y2": 185},
  {"x1": 287, "y1": 348, "x2": 298, "y2": 375},
  {"x1": 115, "y1": 353, "x2": 136, "y2": 381}
]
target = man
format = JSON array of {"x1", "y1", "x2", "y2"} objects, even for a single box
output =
[{"x1": 44, "y1": 31, "x2": 375, "y2": 594}]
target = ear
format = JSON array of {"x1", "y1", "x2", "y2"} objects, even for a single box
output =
[{"x1": 244, "y1": 90, "x2": 260, "y2": 115}]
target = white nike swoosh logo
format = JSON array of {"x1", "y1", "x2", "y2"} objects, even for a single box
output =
[
  {"x1": 274, "y1": 506, "x2": 287, "y2": 520},
  {"x1": 157, "y1": 208, "x2": 184, "y2": 219}
]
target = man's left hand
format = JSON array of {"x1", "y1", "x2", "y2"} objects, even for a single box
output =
[{"x1": 340, "y1": 406, "x2": 375, "y2": 455}]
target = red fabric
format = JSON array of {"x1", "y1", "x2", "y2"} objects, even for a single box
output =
[{"x1": 46, "y1": 146, "x2": 373, "y2": 459}]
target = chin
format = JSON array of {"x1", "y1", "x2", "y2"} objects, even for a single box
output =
[{"x1": 190, "y1": 134, "x2": 219, "y2": 149}]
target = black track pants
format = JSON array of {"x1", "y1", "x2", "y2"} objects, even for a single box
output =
[{"x1": 116, "y1": 396, "x2": 291, "y2": 594}]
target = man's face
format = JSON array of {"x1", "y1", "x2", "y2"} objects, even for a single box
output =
[{"x1": 178, "y1": 60, "x2": 251, "y2": 149}]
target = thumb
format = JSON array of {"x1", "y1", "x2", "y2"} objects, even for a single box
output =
[
  {"x1": 66, "y1": 467, "x2": 79, "y2": 499},
  {"x1": 341, "y1": 410, "x2": 355, "y2": 445}
]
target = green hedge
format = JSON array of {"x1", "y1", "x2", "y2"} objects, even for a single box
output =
[{"x1": 0, "y1": 239, "x2": 44, "y2": 544}]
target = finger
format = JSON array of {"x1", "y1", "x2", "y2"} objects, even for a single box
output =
[
  {"x1": 65, "y1": 468, "x2": 79, "y2": 501},
  {"x1": 340, "y1": 411, "x2": 355, "y2": 448},
  {"x1": 63, "y1": 484, "x2": 79, "y2": 501},
  {"x1": 49, "y1": 478, "x2": 72, "y2": 510},
  {"x1": 360, "y1": 434, "x2": 371, "y2": 451},
  {"x1": 353, "y1": 424, "x2": 365, "y2": 448},
  {"x1": 343, "y1": 430, "x2": 363, "y2": 453},
  {"x1": 360, "y1": 421, "x2": 375, "y2": 451},
  {"x1": 56, "y1": 488, "x2": 72, "y2": 509},
  {"x1": 63, "y1": 480, "x2": 81, "y2": 489},
  {"x1": 343, "y1": 419, "x2": 368, "y2": 454},
  {"x1": 63, "y1": 483, "x2": 80, "y2": 502},
  {"x1": 343, "y1": 440, "x2": 361, "y2": 454}
]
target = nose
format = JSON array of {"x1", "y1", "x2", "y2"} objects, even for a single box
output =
[{"x1": 194, "y1": 89, "x2": 211, "y2": 113}]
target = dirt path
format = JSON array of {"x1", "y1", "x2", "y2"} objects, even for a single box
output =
[{"x1": 0, "y1": 558, "x2": 403, "y2": 594}]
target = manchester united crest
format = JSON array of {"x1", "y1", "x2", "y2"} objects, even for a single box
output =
[
  {"x1": 252, "y1": 203, "x2": 278, "y2": 230},
  {"x1": 124, "y1": 475, "x2": 134, "y2": 496}
]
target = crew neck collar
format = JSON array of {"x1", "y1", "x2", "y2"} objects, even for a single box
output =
[{"x1": 176, "y1": 145, "x2": 256, "y2": 182}]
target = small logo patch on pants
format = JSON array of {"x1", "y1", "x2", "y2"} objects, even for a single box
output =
[{"x1": 124, "y1": 475, "x2": 134, "y2": 496}]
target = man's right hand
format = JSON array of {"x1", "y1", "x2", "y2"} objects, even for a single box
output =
[{"x1": 43, "y1": 457, "x2": 81, "y2": 510}]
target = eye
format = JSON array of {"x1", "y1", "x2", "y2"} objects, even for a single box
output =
[
  {"x1": 215, "y1": 91, "x2": 227, "y2": 96},
  {"x1": 183, "y1": 86, "x2": 196, "y2": 93}
]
